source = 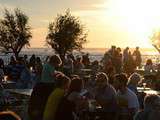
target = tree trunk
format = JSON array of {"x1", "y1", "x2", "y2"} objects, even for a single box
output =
[
  {"x1": 14, "y1": 52, "x2": 19, "y2": 60},
  {"x1": 60, "y1": 53, "x2": 65, "y2": 64},
  {"x1": 153, "y1": 44, "x2": 160, "y2": 53}
]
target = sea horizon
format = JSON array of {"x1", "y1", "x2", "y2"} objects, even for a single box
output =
[{"x1": 20, "y1": 47, "x2": 159, "y2": 55}]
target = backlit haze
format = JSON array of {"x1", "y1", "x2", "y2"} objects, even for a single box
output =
[{"x1": 1, "y1": 0, "x2": 160, "y2": 49}]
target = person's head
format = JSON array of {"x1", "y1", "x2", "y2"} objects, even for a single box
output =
[
  {"x1": 31, "y1": 54, "x2": 35, "y2": 58},
  {"x1": 128, "y1": 73, "x2": 141, "y2": 86},
  {"x1": 111, "y1": 45, "x2": 116, "y2": 50},
  {"x1": 92, "y1": 60, "x2": 99, "y2": 66},
  {"x1": 24, "y1": 54, "x2": 28, "y2": 59},
  {"x1": 69, "y1": 77, "x2": 83, "y2": 93},
  {"x1": 76, "y1": 57, "x2": 81, "y2": 63},
  {"x1": 117, "y1": 47, "x2": 121, "y2": 53},
  {"x1": 49, "y1": 55, "x2": 62, "y2": 67},
  {"x1": 0, "y1": 111, "x2": 21, "y2": 120},
  {"x1": 146, "y1": 59, "x2": 152, "y2": 66},
  {"x1": 144, "y1": 94, "x2": 160, "y2": 111},
  {"x1": 96, "y1": 72, "x2": 108, "y2": 88},
  {"x1": 126, "y1": 47, "x2": 129, "y2": 50},
  {"x1": 67, "y1": 54, "x2": 72, "y2": 59},
  {"x1": 136, "y1": 46, "x2": 139, "y2": 50},
  {"x1": 36, "y1": 57, "x2": 41, "y2": 63},
  {"x1": 115, "y1": 73, "x2": 128, "y2": 90},
  {"x1": 55, "y1": 73, "x2": 70, "y2": 90}
]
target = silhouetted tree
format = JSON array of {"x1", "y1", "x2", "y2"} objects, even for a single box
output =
[
  {"x1": 46, "y1": 10, "x2": 87, "y2": 62},
  {"x1": 0, "y1": 8, "x2": 32, "y2": 59},
  {"x1": 151, "y1": 30, "x2": 160, "y2": 53}
]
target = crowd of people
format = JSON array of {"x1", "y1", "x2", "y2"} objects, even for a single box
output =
[
  {"x1": 0, "y1": 46, "x2": 160, "y2": 120},
  {"x1": 102, "y1": 46, "x2": 142, "y2": 75}
]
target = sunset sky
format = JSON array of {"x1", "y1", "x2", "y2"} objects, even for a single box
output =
[{"x1": 0, "y1": 0, "x2": 160, "y2": 48}]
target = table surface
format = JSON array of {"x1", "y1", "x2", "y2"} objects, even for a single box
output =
[
  {"x1": 5, "y1": 89, "x2": 33, "y2": 96},
  {"x1": 137, "y1": 87, "x2": 160, "y2": 95}
]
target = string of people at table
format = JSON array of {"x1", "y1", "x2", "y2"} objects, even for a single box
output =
[{"x1": 0, "y1": 45, "x2": 160, "y2": 120}]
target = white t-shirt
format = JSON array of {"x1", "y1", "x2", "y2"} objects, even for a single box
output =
[{"x1": 117, "y1": 88, "x2": 139, "y2": 110}]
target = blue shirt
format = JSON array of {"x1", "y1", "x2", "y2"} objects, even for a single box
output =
[{"x1": 41, "y1": 63, "x2": 55, "y2": 83}]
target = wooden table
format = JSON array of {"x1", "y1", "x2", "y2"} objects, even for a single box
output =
[
  {"x1": 2, "y1": 81, "x2": 16, "y2": 89},
  {"x1": 3, "y1": 89, "x2": 32, "y2": 120}
]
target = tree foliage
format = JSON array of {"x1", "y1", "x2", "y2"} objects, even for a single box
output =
[
  {"x1": 0, "y1": 8, "x2": 32, "y2": 58},
  {"x1": 151, "y1": 30, "x2": 160, "y2": 53},
  {"x1": 46, "y1": 10, "x2": 87, "y2": 61}
]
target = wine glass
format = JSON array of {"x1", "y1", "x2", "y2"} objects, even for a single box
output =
[{"x1": 143, "y1": 83, "x2": 147, "y2": 90}]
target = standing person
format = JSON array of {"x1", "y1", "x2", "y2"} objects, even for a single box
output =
[
  {"x1": 41, "y1": 55, "x2": 62, "y2": 83},
  {"x1": 20, "y1": 64, "x2": 31, "y2": 88},
  {"x1": 29, "y1": 54, "x2": 36, "y2": 70},
  {"x1": 8, "y1": 57, "x2": 25, "y2": 84},
  {"x1": 55, "y1": 76, "x2": 87, "y2": 120},
  {"x1": 5, "y1": 56, "x2": 16, "y2": 81},
  {"x1": 124, "y1": 51, "x2": 136, "y2": 75},
  {"x1": 94, "y1": 72, "x2": 118, "y2": 120},
  {"x1": 34, "y1": 57, "x2": 43, "y2": 83},
  {"x1": 123, "y1": 47, "x2": 129, "y2": 65},
  {"x1": 144, "y1": 59, "x2": 154, "y2": 75},
  {"x1": 43, "y1": 74, "x2": 70, "y2": 120},
  {"x1": 133, "y1": 47, "x2": 142, "y2": 69},
  {"x1": 115, "y1": 73, "x2": 139, "y2": 120},
  {"x1": 23, "y1": 54, "x2": 29, "y2": 66},
  {"x1": 82, "y1": 53, "x2": 90, "y2": 68},
  {"x1": 115, "y1": 47, "x2": 122, "y2": 73},
  {"x1": 74, "y1": 56, "x2": 84, "y2": 75},
  {"x1": 28, "y1": 55, "x2": 62, "y2": 120},
  {"x1": 63, "y1": 54, "x2": 74, "y2": 77}
]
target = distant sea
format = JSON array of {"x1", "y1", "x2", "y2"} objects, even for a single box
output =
[{"x1": 0, "y1": 48, "x2": 160, "y2": 65}]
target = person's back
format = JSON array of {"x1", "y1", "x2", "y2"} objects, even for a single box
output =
[
  {"x1": 43, "y1": 88, "x2": 65, "y2": 120},
  {"x1": 20, "y1": 66, "x2": 31, "y2": 88},
  {"x1": 41, "y1": 63, "x2": 55, "y2": 83},
  {"x1": 55, "y1": 94, "x2": 76, "y2": 120},
  {"x1": 43, "y1": 74, "x2": 70, "y2": 120}
]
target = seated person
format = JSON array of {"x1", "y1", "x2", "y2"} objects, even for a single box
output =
[
  {"x1": 144, "y1": 59, "x2": 155, "y2": 76},
  {"x1": 94, "y1": 72, "x2": 118, "y2": 119},
  {"x1": 55, "y1": 76, "x2": 87, "y2": 120},
  {"x1": 127, "y1": 73, "x2": 141, "y2": 94},
  {"x1": 134, "y1": 94, "x2": 160, "y2": 120},
  {"x1": 115, "y1": 73, "x2": 139, "y2": 119},
  {"x1": 0, "y1": 111, "x2": 21, "y2": 120},
  {"x1": 43, "y1": 73, "x2": 70, "y2": 120}
]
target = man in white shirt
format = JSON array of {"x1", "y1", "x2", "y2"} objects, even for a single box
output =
[{"x1": 115, "y1": 73, "x2": 139, "y2": 119}]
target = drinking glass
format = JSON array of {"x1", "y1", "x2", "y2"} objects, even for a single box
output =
[{"x1": 143, "y1": 83, "x2": 147, "y2": 90}]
